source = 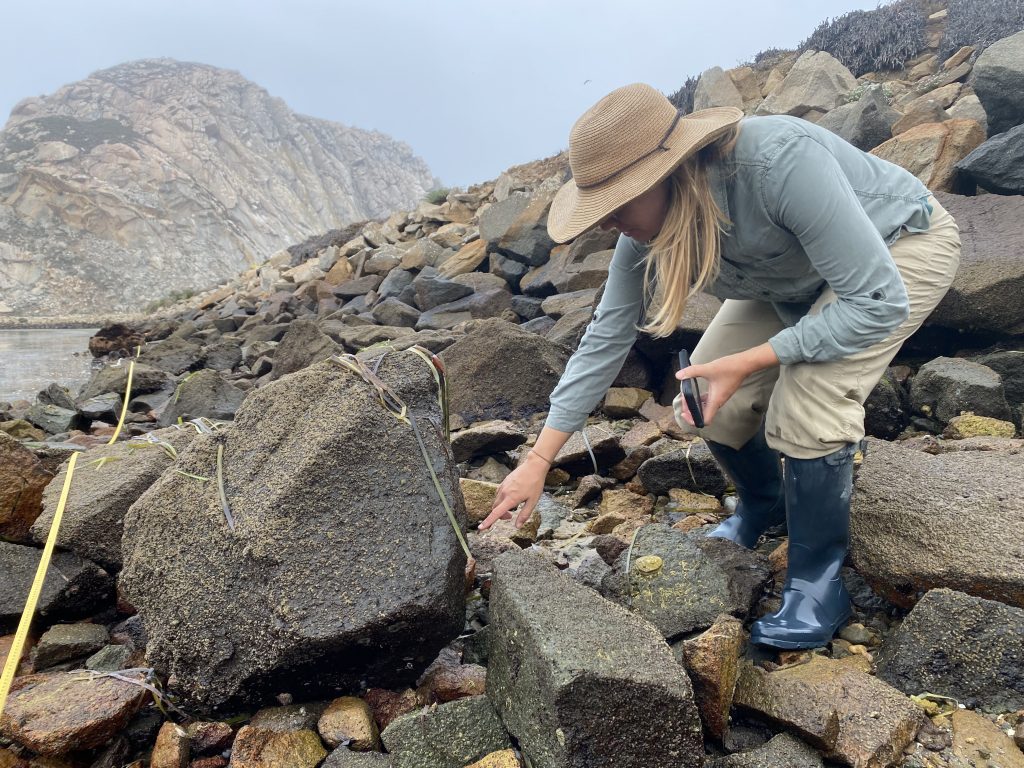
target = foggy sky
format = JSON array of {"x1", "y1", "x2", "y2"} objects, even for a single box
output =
[{"x1": 2, "y1": 0, "x2": 884, "y2": 189}]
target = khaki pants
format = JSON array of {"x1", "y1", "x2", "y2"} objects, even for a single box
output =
[{"x1": 674, "y1": 195, "x2": 961, "y2": 459}]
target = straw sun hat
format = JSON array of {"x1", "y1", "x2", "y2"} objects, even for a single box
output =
[{"x1": 547, "y1": 83, "x2": 743, "y2": 244}]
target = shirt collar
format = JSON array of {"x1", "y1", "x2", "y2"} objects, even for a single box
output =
[{"x1": 707, "y1": 159, "x2": 733, "y2": 234}]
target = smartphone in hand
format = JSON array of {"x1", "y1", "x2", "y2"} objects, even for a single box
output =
[{"x1": 678, "y1": 350, "x2": 705, "y2": 429}]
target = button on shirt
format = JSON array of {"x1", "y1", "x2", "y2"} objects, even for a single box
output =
[{"x1": 546, "y1": 114, "x2": 934, "y2": 434}]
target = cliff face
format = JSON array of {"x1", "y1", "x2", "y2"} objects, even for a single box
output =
[{"x1": 0, "y1": 59, "x2": 437, "y2": 316}]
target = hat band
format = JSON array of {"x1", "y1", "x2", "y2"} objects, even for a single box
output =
[{"x1": 574, "y1": 109, "x2": 683, "y2": 191}]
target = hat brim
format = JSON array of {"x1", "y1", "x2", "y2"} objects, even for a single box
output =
[{"x1": 547, "y1": 107, "x2": 743, "y2": 244}]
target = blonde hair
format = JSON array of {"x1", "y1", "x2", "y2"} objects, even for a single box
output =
[{"x1": 640, "y1": 126, "x2": 740, "y2": 337}]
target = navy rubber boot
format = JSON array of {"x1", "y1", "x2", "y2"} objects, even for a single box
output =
[
  {"x1": 750, "y1": 443, "x2": 856, "y2": 649},
  {"x1": 706, "y1": 425, "x2": 787, "y2": 549}
]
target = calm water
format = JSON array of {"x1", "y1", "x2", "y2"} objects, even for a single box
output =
[{"x1": 0, "y1": 329, "x2": 99, "y2": 404}]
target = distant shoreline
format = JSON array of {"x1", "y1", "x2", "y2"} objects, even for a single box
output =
[{"x1": 0, "y1": 315, "x2": 147, "y2": 330}]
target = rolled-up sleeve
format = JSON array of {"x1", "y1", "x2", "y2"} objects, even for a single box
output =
[
  {"x1": 763, "y1": 135, "x2": 910, "y2": 365},
  {"x1": 545, "y1": 234, "x2": 648, "y2": 432}
]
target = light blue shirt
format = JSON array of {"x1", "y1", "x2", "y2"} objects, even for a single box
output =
[{"x1": 546, "y1": 114, "x2": 934, "y2": 434}]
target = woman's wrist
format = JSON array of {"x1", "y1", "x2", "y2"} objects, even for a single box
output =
[{"x1": 525, "y1": 448, "x2": 555, "y2": 468}]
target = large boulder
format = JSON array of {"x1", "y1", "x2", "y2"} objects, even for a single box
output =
[
  {"x1": 975, "y1": 350, "x2": 1024, "y2": 410},
  {"x1": 440, "y1": 319, "x2": 569, "y2": 426},
  {"x1": 270, "y1": 319, "x2": 342, "y2": 380},
  {"x1": 375, "y1": 268, "x2": 415, "y2": 302},
  {"x1": 727, "y1": 66, "x2": 763, "y2": 111},
  {"x1": 890, "y1": 98, "x2": 950, "y2": 137},
  {"x1": 694, "y1": 67, "x2": 744, "y2": 111},
  {"x1": 817, "y1": 87, "x2": 900, "y2": 151},
  {"x1": 636, "y1": 441, "x2": 727, "y2": 497},
  {"x1": 0, "y1": 432, "x2": 53, "y2": 542},
  {"x1": 157, "y1": 370, "x2": 247, "y2": 427},
  {"x1": 1, "y1": 541, "x2": 115, "y2": 623},
  {"x1": 78, "y1": 362, "x2": 172, "y2": 403},
  {"x1": 478, "y1": 194, "x2": 531, "y2": 247},
  {"x1": 136, "y1": 336, "x2": 206, "y2": 375},
  {"x1": 0, "y1": 671, "x2": 149, "y2": 756},
  {"x1": 31, "y1": 427, "x2": 197, "y2": 571},
  {"x1": 412, "y1": 274, "x2": 474, "y2": 311},
  {"x1": 955, "y1": 123, "x2": 1024, "y2": 194},
  {"x1": 88, "y1": 323, "x2": 145, "y2": 358},
  {"x1": 415, "y1": 289, "x2": 513, "y2": 332},
  {"x1": 450, "y1": 420, "x2": 526, "y2": 464},
  {"x1": 927, "y1": 193, "x2": 1024, "y2": 335},
  {"x1": 24, "y1": 404, "x2": 83, "y2": 435},
  {"x1": 971, "y1": 29, "x2": 1024, "y2": 136},
  {"x1": 370, "y1": 298, "x2": 420, "y2": 328},
  {"x1": 600, "y1": 524, "x2": 769, "y2": 639},
  {"x1": 948, "y1": 93, "x2": 989, "y2": 135},
  {"x1": 863, "y1": 369, "x2": 909, "y2": 440},
  {"x1": 520, "y1": 229, "x2": 619, "y2": 298},
  {"x1": 733, "y1": 655, "x2": 923, "y2": 768},
  {"x1": 436, "y1": 240, "x2": 488, "y2": 278},
  {"x1": 876, "y1": 588, "x2": 1024, "y2": 713},
  {"x1": 909, "y1": 356, "x2": 1012, "y2": 424},
  {"x1": 486, "y1": 551, "x2": 704, "y2": 767},
  {"x1": 851, "y1": 438, "x2": 1024, "y2": 608},
  {"x1": 493, "y1": 182, "x2": 560, "y2": 267},
  {"x1": 756, "y1": 51, "x2": 857, "y2": 118},
  {"x1": 119, "y1": 352, "x2": 467, "y2": 711},
  {"x1": 871, "y1": 119, "x2": 985, "y2": 192}
]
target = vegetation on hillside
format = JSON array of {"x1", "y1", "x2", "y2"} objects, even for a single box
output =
[
  {"x1": 424, "y1": 187, "x2": 452, "y2": 205},
  {"x1": 939, "y1": 0, "x2": 1024, "y2": 60},
  {"x1": 667, "y1": 74, "x2": 699, "y2": 115},
  {"x1": 798, "y1": 0, "x2": 928, "y2": 76}
]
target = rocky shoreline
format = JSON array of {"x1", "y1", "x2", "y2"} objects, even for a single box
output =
[
  {"x1": 0, "y1": 315, "x2": 158, "y2": 331},
  {"x1": 2, "y1": 11, "x2": 1024, "y2": 768}
]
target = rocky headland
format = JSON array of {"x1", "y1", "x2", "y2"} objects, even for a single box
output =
[
  {"x1": 2, "y1": 3, "x2": 1024, "y2": 767},
  {"x1": 0, "y1": 58, "x2": 437, "y2": 318}
]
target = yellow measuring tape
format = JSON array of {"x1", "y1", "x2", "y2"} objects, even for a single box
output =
[
  {"x1": 0, "y1": 354, "x2": 137, "y2": 718},
  {"x1": 107, "y1": 360, "x2": 135, "y2": 445},
  {"x1": 0, "y1": 452, "x2": 79, "y2": 717}
]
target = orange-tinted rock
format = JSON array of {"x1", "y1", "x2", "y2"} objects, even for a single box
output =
[
  {"x1": 0, "y1": 634, "x2": 35, "y2": 678},
  {"x1": 88, "y1": 324, "x2": 144, "y2": 358},
  {"x1": 734, "y1": 655, "x2": 924, "y2": 767},
  {"x1": 189, "y1": 758, "x2": 229, "y2": 768},
  {"x1": 0, "y1": 433, "x2": 53, "y2": 542},
  {"x1": 619, "y1": 421, "x2": 662, "y2": 452},
  {"x1": 417, "y1": 648, "x2": 486, "y2": 703},
  {"x1": 317, "y1": 697, "x2": 380, "y2": 751},
  {"x1": 186, "y1": 721, "x2": 234, "y2": 756},
  {"x1": 227, "y1": 726, "x2": 326, "y2": 768},
  {"x1": 465, "y1": 750, "x2": 522, "y2": 768},
  {"x1": 151, "y1": 721, "x2": 190, "y2": 768},
  {"x1": 951, "y1": 709, "x2": 1024, "y2": 767},
  {"x1": 460, "y1": 479, "x2": 499, "y2": 526},
  {"x1": 598, "y1": 488, "x2": 654, "y2": 518},
  {"x1": 0, "y1": 671, "x2": 148, "y2": 756},
  {"x1": 872, "y1": 119, "x2": 985, "y2": 192},
  {"x1": 680, "y1": 615, "x2": 747, "y2": 741},
  {"x1": 437, "y1": 240, "x2": 488, "y2": 278},
  {"x1": 0, "y1": 747, "x2": 28, "y2": 767},
  {"x1": 363, "y1": 688, "x2": 424, "y2": 732}
]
